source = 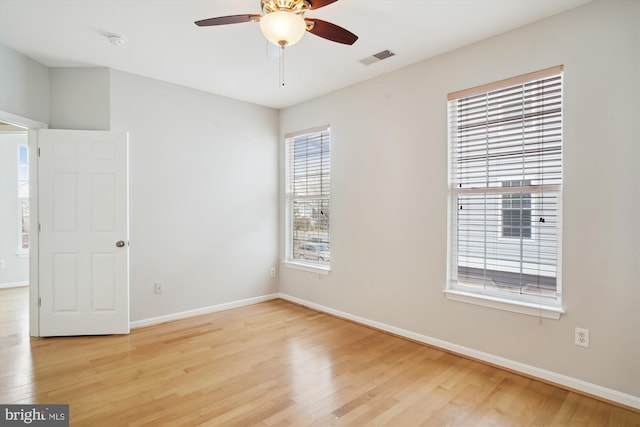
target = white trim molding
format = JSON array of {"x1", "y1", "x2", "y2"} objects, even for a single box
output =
[
  {"x1": 279, "y1": 293, "x2": 639, "y2": 410},
  {"x1": 283, "y1": 260, "x2": 330, "y2": 275},
  {"x1": 444, "y1": 289, "x2": 565, "y2": 320},
  {"x1": 0, "y1": 111, "x2": 47, "y2": 130},
  {"x1": 130, "y1": 293, "x2": 280, "y2": 329},
  {"x1": 0, "y1": 282, "x2": 28, "y2": 290}
]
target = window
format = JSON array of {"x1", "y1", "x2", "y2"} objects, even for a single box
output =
[
  {"x1": 17, "y1": 145, "x2": 29, "y2": 252},
  {"x1": 502, "y1": 180, "x2": 531, "y2": 239},
  {"x1": 285, "y1": 126, "x2": 331, "y2": 269},
  {"x1": 447, "y1": 66, "x2": 563, "y2": 313}
]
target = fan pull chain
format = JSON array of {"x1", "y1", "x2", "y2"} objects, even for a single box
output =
[{"x1": 280, "y1": 45, "x2": 286, "y2": 87}]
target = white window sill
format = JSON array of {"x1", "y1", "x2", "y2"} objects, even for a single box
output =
[
  {"x1": 283, "y1": 260, "x2": 331, "y2": 276},
  {"x1": 444, "y1": 289, "x2": 565, "y2": 320}
]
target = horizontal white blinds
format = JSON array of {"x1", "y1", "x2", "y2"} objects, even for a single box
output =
[
  {"x1": 450, "y1": 73, "x2": 562, "y2": 189},
  {"x1": 448, "y1": 67, "x2": 563, "y2": 295},
  {"x1": 286, "y1": 128, "x2": 331, "y2": 264},
  {"x1": 289, "y1": 130, "x2": 331, "y2": 198},
  {"x1": 455, "y1": 192, "x2": 559, "y2": 289}
]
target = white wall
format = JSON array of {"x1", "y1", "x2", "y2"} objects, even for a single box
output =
[
  {"x1": 49, "y1": 68, "x2": 110, "y2": 130},
  {"x1": 1, "y1": 53, "x2": 281, "y2": 326},
  {"x1": 0, "y1": 133, "x2": 29, "y2": 287},
  {"x1": 0, "y1": 43, "x2": 49, "y2": 124},
  {"x1": 109, "y1": 70, "x2": 280, "y2": 322},
  {"x1": 279, "y1": 0, "x2": 640, "y2": 400}
]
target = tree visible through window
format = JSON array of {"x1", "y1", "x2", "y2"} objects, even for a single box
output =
[{"x1": 285, "y1": 127, "x2": 330, "y2": 265}]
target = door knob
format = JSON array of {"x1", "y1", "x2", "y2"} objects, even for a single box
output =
[{"x1": 116, "y1": 240, "x2": 126, "y2": 247}]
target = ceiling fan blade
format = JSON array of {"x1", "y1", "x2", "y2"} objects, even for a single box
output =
[
  {"x1": 308, "y1": 0, "x2": 339, "y2": 10},
  {"x1": 306, "y1": 19, "x2": 358, "y2": 45},
  {"x1": 195, "y1": 14, "x2": 260, "y2": 27}
]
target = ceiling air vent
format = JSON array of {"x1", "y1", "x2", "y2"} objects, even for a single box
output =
[{"x1": 359, "y1": 49, "x2": 396, "y2": 66}]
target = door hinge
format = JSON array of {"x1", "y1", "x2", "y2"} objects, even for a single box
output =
[
  {"x1": 38, "y1": 223, "x2": 41, "y2": 232},
  {"x1": 39, "y1": 297, "x2": 42, "y2": 307},
  {"x1": 38, "y1": 147, "x2": 41, "y2": 157}
]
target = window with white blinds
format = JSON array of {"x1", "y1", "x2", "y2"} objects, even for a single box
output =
[
  {"x1": 447, "y1": 66, "x2": 563, "y2": 303},
  {"x1": 285, "y1": 126, "x2": 331, "y2": 266}
]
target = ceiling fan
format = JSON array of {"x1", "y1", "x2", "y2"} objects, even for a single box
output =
[{"x1": 195, "y1": 0, "x2": 358, "y2": 48}]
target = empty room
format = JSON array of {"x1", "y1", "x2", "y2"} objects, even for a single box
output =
[{"x1": 0, "y1": 0, "x2": 638, "y2": 425}]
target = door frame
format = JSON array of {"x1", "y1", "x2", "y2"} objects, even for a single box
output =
[{"x1": 0, "y1": 110, "x2": 47, "y2": 337}]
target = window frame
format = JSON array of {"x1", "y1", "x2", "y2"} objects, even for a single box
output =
[
  {"x1": 445, "y1": 66, "x2": 564, "y2": 319},
  {"x1": 284, "y1": 125, "x2": 331, "y2": 275}
]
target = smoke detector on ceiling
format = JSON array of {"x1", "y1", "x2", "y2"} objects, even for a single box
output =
[
  {"x1": 107, "y1": 35, "x2": 126, "y2": 46},
  {"x1": 359, "y1": 49, "x2": 395, "y2": 66}
]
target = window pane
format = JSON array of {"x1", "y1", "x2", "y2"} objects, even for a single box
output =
[
  {"x1": 18, "y1": 145, "x2": 29, "y2": 181},
  {"x1": 449, "y1": 69, "x2": 562, "y2": 298},
  {"x1": 292, "y1": 131, "x2": 330, "y2": 198},
  {"x1": 287, "y1": 128, "x2": 331, "y2": 265},
  {"x1": 292, "y1": 199, "x2": 330, "y2": 262},
  {"x1": 21, "y1": 200, "x2": 30, "y2": 250},
  {"x1": 18, "y1": 145, "x2": 29, "y2": 251}
]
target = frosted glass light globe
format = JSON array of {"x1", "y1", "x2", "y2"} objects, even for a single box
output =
[{"x1": 260, "y1": 11, "x2": 306, "y2": 47}]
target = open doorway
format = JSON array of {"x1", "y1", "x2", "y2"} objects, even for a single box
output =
[
  {"x1": 0, "y1": 121, "x2": 29, "y2": 337},
  {"x1": 0, "y1": 111, "x2": 129, "y2": 337},
  {"x1": 0, "y1": 110, "x2": 46, "y2": 337}
]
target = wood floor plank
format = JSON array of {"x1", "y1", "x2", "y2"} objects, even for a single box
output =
[{"x1": 1, "y1": 287, "x2": 639, "y2": 426}]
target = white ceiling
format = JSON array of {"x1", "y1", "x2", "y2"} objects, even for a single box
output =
[{"x1": 0, "y1": 0, "x2": 591, "y2": 109}]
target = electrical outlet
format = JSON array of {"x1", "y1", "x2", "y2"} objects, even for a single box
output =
[
  {"x1": 154, "y1": 283, "x2": 163, "y2": 294},
  {"x1": 270, "y1": 267, "x2": 276, "y2": 278},
  {"x1": 575, "y1": 327, "x2": 589, "y2": 348}
]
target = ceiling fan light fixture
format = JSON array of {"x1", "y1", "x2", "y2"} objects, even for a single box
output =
[{"x1": 259, "y1": 11, "x2": 306, "y2": 47}]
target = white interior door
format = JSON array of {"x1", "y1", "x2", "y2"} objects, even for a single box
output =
[{"x1": 38, "y1": 129, "x2": 129, "y2": 336}]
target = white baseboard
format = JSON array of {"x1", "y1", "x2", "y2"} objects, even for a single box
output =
[
  {"x1": 0, "y1": 281, "x2": 28, "y2": 289},
  {"x1": 279, "y1": 293, "x2": 640, "y2": 410},
  {"x1": 130, "y1": 293, "x2": 280, "y2": 329}
]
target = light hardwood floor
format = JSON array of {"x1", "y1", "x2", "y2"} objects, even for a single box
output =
[{"x1": 1, "y1": 286, "x2": 638, "y2": 426}]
